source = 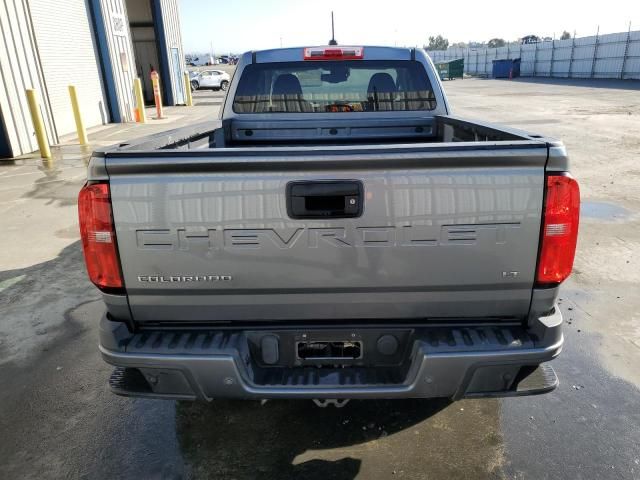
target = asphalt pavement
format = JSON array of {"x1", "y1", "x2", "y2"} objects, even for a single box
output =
[{"x1": 1, "y1": 80, "x2": 639, "y2": 479}]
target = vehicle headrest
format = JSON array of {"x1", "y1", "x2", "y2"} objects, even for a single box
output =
[
  {"x1": 273, "y1": 74, "x2": 303, "y2": 95},
  {"x1": 367, "y1": 73, "x2": 396, "y2": 94}
]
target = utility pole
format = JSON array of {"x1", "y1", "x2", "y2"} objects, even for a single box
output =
[
  {"x1": 590, "y1": 25, "x2": 600, "y2": 79},
  {"x1": 550, "y1": 38, "x2": 555, "y2": 77},
  {"x1": 621, "y1": 21, "x2": 632, "y2": 79},
  {"x1": 569, "y1": 30, "x2": 576, "y2": 78}
]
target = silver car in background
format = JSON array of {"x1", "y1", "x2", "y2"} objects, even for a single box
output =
[{"x1": 190, "y1": 69, "x2": 231, "y2": 91}]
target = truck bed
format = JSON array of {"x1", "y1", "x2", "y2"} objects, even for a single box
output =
[{"x1": 113, "y1": 115, "x2": 545, "y2": 151}]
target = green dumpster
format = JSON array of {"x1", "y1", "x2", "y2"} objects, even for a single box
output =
[{"x1": 435, "y1": 58, "x2": 464, "y2": 80}]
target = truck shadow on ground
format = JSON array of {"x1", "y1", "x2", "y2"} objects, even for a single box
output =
[
  {"x1": 175, "y1": 397, "x2": 450, "y2": 479},
  {"x1": 0, "y1": 241, "x2": 505, "y2": 480},
  {"x1": 0, "y1": 242, "x2": 99, "y2": 364}
]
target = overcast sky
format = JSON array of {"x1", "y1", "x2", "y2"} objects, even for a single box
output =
[{"x1": 179, "y1": 0, "x2": 640, "y2": 54}]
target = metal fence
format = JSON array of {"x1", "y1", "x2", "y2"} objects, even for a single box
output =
[{"x1": 428, "y1": 30, "x2": 640, "y2": 80}]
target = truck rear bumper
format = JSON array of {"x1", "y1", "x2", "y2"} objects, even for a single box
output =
[{"x1": 99, "y1": 309, "x2": 563, "y2": 401}]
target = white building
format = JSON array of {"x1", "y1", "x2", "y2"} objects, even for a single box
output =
[{"x1": 0, "y1": 0, "x2": 186, "y2": 158}]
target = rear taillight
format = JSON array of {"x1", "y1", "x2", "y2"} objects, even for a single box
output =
[
  {"x1": 303, "y1": 46, "x2": 364, "y2": 60},
  {"x1": 78, "y1": 183, "x2": 123, "y2": 292},
  {"x1": 536, "y1": 174, "x2": 580, "y2": 286}
]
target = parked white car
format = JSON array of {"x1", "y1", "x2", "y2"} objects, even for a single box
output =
[{"x1": 191, "y1": 70, "x2": 231, "y2": 91}]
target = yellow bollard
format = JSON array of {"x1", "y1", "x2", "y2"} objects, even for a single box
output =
[
  {"x1": 25, "y1": 89, "x2": 51, "y2": 159},
  {"x1": 133, "y1": 78, "x2": 146, "y2": 123},
  {"x1": 183, "y1": 72, "x2": 193, "y2": 107},
  {"x1": 68, "y1": 85, "x2": 88, "y2": 145}
]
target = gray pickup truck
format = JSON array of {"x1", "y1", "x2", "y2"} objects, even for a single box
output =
[{"x1": 79, "y1": 46, "x2": 580, "y2": 403}]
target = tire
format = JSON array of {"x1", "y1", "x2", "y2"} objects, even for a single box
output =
[
  {"x1": 191, "y1": 80, "x2": 199, "y2": 91},
  {"x1": 220, "y1": 80, "x2": 229, "y2": 91}
]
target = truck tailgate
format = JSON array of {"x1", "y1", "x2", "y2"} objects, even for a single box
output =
[{"x1": 106, "y1": 143, "x2": 547, "y2": 323}]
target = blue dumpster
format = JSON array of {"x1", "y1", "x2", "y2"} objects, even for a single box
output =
[{"x1": 492, "y1": 58, "x2": 521, "y2": 78}]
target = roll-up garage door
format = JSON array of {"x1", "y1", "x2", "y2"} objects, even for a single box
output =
[{"x1": 29, "y1": 0, "x2": 108, "y2": 138}]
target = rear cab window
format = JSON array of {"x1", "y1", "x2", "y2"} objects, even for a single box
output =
[{"x1": 233, "y1": 60, "x2": 436, "y2": 113}]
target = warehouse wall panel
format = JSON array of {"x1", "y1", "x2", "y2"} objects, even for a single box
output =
[
  {"x1": 0, "y1": 0, "x2": 185, "y2": 158},
  {"x1": 157, "y1": 0, "x2": 185, "y2": 105},
  {"x1": 97, "y1": 0, "x2": 137, "y2": 122},
  {"x1": 29, "y1": 0, "x2": 108, "y2": 136},
  {"x1": 429, "y1": 30, "x2": 640, "y2": 80},
  {"x1": 0, "y1": 0, "x2": 56, "y2": 157}
]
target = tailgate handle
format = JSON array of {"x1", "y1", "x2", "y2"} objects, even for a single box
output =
[{"x1": 286, "y1": 181, "x2": 363, "y2": 219}]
